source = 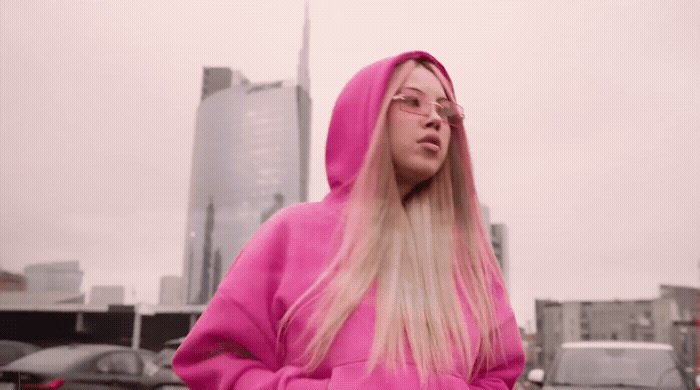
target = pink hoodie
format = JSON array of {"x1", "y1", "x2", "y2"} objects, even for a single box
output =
[{"x1": 172, "y1": 51, "x2": 525, "y2": 389}]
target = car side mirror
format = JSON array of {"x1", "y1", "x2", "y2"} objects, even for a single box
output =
[{"x1": 527, "y1": 368, "x2": 545, "y2": 385}]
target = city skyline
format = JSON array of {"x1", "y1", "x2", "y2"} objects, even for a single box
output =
[{"x1": 1, "y1": 1, "x2": 698, "y2": 328}]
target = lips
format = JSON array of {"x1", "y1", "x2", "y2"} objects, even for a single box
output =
[{"x1": 417, "y1": 134, "x2": 441, "y2": 150}]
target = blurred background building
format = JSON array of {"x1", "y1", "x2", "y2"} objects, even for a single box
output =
[
  {"x1": 0, "y1": 261, "x2": 85, "y2": 304},
  {"x1": 481, "y1": 204, "x2": 511, "y2": 293},
  {"x1": 181, "y1": 8, "x2": 311, "y2": 304},
  {"x1": 23, "y1": 260, "x2": 82, "y2": 293},
  {"x1": 491, "y1": 223, "x2": 510, "y2": 293},
  {"x1": 158, "y1": 275, "x2": 184, "y2": 305},
  {"x1": 89, "y1": 285, "x2": 125, "y2": 305}
]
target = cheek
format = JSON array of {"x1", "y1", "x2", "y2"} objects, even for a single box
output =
[{"x1": 387, "y1": 115, "x2": 412, "y2": 153}]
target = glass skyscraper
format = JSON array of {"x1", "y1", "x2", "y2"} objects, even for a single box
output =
[{"x1": 182, "y1": 9, "x2": 311, "y2": 304}]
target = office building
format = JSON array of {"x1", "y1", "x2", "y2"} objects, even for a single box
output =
[{"x1": 182, "y1": 7, "x2": 311, "y2": 304}]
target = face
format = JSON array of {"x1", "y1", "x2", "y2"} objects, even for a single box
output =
[{"x1": 387, "y1": 65, "x2": 452, "y2": 196}]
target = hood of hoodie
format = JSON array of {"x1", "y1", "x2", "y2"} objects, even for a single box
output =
[{"x1": 324, "y1": 51, "x2": 459, "y2": 200}]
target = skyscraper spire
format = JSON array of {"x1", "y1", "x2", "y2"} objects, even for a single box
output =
[{"x1": 297, "y1": 1, "x2": 310, "y2": 93}]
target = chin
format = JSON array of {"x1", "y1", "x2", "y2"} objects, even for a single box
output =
[
  {"x1": 415, "y1": 160, "x2": 444, "y2": 179},
  {"x1": 397, "y1": 165, "x2": 441, "y2": 187}
]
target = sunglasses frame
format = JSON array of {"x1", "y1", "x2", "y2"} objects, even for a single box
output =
[{"x1": 391, "y1": 88, "x2": 464, "y2": 125}]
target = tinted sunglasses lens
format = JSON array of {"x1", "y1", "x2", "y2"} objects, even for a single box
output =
[
  {"x1": 435, "y1": 103, "x2": 455, "y2": 123},
  {"x1": 399, "y1": 94, "x2": 424, "y2": 115},
  {"x1": 446, "y1": 102, "x2": 464, "y2": 125},
  {"x1": 396, "y1": 92, "x2": 463, "y2": 124},
  {"x1": 447, "y1": 103, "x2": 464, "y2": 125},
  {"x1": 436, "y1": 104, "x2": 451, "y2": 120}
]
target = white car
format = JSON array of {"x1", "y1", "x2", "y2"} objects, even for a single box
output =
[{"x1": 527, "y1": 341, "x2": 695, "y2": 389}]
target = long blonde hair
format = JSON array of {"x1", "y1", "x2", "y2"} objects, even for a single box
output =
[{"x1": 279, "y1": 59, "x2": 503, "y2": 384}]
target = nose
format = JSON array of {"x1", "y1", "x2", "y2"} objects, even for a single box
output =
[{"x1": 425, "y1": 104, "x2": 443, "y2": 130}]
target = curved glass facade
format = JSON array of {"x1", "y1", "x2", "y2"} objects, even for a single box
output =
[{"x1": 182, "y1": 77, "x2": 311, "y2": 304}]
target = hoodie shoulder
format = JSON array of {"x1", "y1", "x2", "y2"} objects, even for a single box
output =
[
  {"x1": 241, "y1": 200, "x2": 343, "y2": 270},
  {"x1": 221, "y1": 200, "x2": 342, "y2": 300},
  {"x1": 265, "y1": 200, "x2": 342, "y2": 231}
]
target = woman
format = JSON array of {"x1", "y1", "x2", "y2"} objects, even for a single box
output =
[{"x1": 172, "y1": 51, "x2": 525, "y2": 389}]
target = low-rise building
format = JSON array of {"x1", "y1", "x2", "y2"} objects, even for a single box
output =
[
  {"x1": 24, "y1": 260, "x2": 83, "y2": 293},
  {"x1": 89, "y1": 285, "x2": 125, "y2": 305}
]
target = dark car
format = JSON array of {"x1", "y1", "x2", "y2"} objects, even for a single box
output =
[
  {"x1": 0, "y1": 344, "x2": 187, "y2": 389},
  {"x1": 527, "y1": 341, "x2": 694, "y2": 390},
  {"x1": 0, "y1": 341, "x2": 40, "y2": 366}
]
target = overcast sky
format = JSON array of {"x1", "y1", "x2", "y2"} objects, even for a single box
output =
[{"x1": 1, "y1": 1, "x2": 698, "y2": 329}]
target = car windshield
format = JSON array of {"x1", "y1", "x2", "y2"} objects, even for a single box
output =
[
  {"x1": 551, "y1": 347, "x2": 684, "y2": 388},
  {"x1": 2, "y1": 346, "x2": 102, "y2": 373}
]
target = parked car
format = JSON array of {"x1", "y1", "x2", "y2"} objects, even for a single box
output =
[
  {"x1": 527, "y1": 341, "x2": 694, "y2": 389},
  {"x1": 0, "y1": 343, "x2": 187, "y2": 389},
  {"x1": 0, "y1": 340, "x2": 40, "y2": 366},
  {"x1": 154, "y1": 337, "x2": 185, "y2": 368},
  {"x1": 148, "y1": 336, "x2": 188, "y2": 389}
]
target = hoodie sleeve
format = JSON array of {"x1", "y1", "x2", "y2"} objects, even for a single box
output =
[
  {"x1": 172, "y1": 211, "x2": 330, "y2": 390},
  {"x1": 468, "y1": 278, "x2": 525, "y2": 389}
]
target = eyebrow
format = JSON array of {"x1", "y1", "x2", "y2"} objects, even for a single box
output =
[{"x1": 401, "y1": 86, "x2": 448, "y2": 101}]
